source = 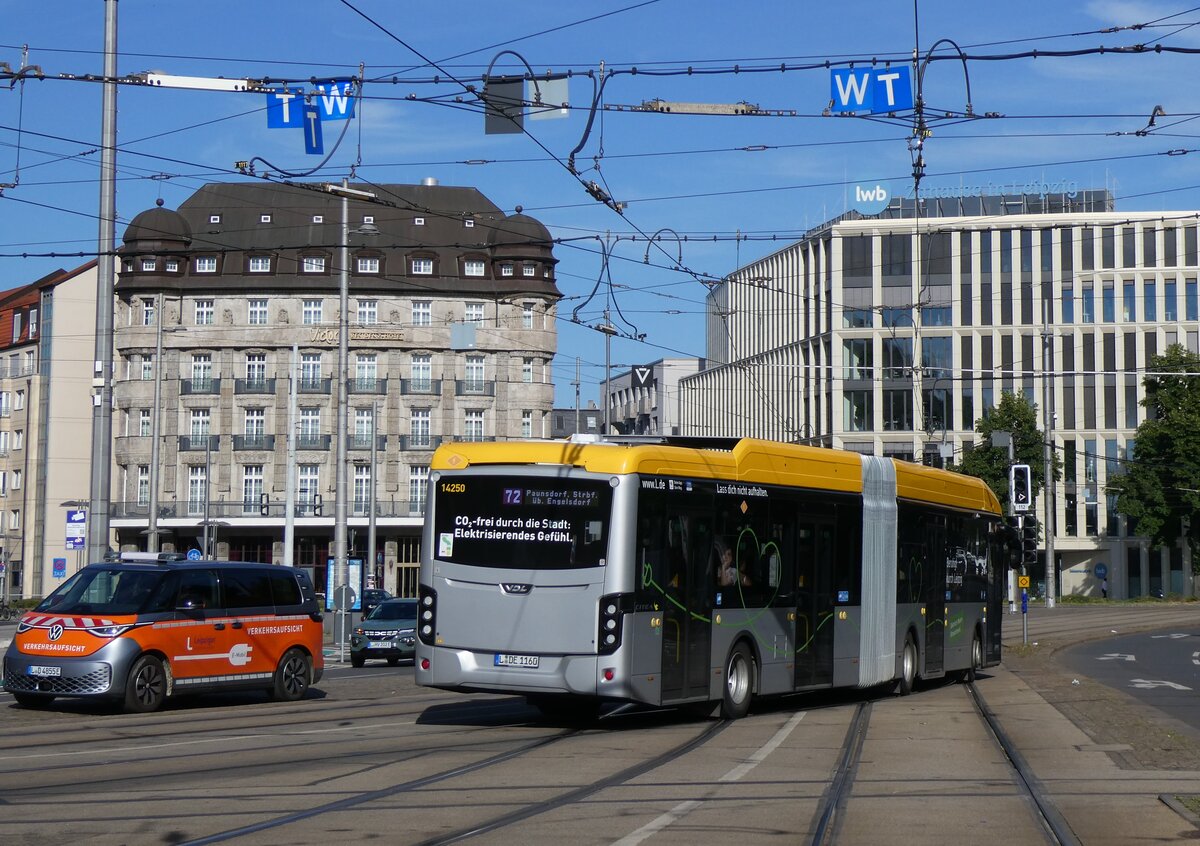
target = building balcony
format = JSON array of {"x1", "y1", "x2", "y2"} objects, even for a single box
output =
[
  {"x1": 295, "y1": 434, "x2": 332, "y2": 450},
  {"x1": 234, "y1": 378, "x2": 276, "y2": 394},
  {"x1": 232, "y1": 434, "x2": 276, "y2": 451},
  {"x1": 298, "y1": 377, "x2": 332, "y2": 394},
  {"x1": 398, "y1": 434, "x2": 442, "y2": 451},
  {"x1": 348, "y1": 434, "x2": 387, "y2": 451},
  {"x1": 181, "y1": 378, "x2": 221, "y2": 395},
  {"x1": 349, "y1": 377, "x2": 387, "y2": 395},
  {"x1": 455, "y1": 380, "x2": 495, "y2": 397},
  {"x1": 400, "y1": 378, "x2": 441, "y2": 395},
  {"x1": 109, "y1": 497, "x2": 426, "y2": 520},
  {"x1": 178, "y1": 434, "x2": 221, "y2": 451}
]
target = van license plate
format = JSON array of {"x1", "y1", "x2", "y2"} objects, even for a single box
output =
[
  {"x1": 494, "y1": 653, "x2": 539, "y2": 668},
  {"x1": 28, "y1": 665, "x2": 61, "y2": 677},
  {"x1": 367, "y1": 641, "x2": 391, "y2": 649}
]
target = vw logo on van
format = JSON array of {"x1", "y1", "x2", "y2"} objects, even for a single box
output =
[
  {"x1": 501, "y1": 583, "x2": 532, "y2": 595},
  {"x1": 48, "y1": 624, "x2": 64, "y2": 641}
]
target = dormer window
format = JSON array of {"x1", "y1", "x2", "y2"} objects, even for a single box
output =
[
  {"x1": 522, "y1": 263, "x2": 536, "y2": 277},
  {"x1": 195, "y1": 256, "x2": 217, "y2": 273},
  {"x1": 248, "y1": 256, "x2": 272, "y2": 273},
  {"x1": 414, "y1": 217, "x2": 425, "y2": 226},
  {"x1": 463, "y1": 260, "x2": 486, "y2": 278},
  {"x1": 363, "y1": 215, "x2": 375, "y2": 225},
  {"x1": 464, "y1": 218, "x2": 475, "y2": 228},
  {"x1": 500, "y1": 263, "x2": 514, "y2": 277},
  {"x1": 209, "y1": 214, "x2": 221, "y2": 224},
  {"x1": 141, "y1": 258, "x2": 157, "y2": 272},
  {"x1": 165, "y1": 259, "x2": 179, "y2": 273},
  {"x1": 412, "y1": 258, "x2": 433, "y2": 275},
  {"x1": 302, "y1": 256, "x2": 327, "y2": 273},
  {"x1": 260, "y1": 214, "x2": 272, "y2": 224},
  {"x1": 312, "y1": 214, "x2": 324, "y2": 223}
]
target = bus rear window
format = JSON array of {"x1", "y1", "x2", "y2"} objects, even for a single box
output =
[{"x1": 432, "y1": 476, "x2": 612, "y2": 569}]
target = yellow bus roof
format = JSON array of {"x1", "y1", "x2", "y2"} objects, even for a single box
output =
[{"x1": 431, "y1": 438, "x2": 1001, "y2": 516}]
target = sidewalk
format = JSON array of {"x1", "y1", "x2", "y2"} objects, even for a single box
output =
[{"x1": 992, "y1": 603, "x2": 1200, "y2": 840}]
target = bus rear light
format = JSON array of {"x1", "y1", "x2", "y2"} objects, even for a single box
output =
[
  {"x1": 602, "y1": 668, "x2": 615, "y2": 682},
  {"x1": 417, "y1": 585, "x2": 437, "y2": 646},
  {"x1": 597, "y1": 592, "x2": 632, "y2": 656},
  {"x1": 420, "y1": 658, "x2": 430, "y2": 671}
]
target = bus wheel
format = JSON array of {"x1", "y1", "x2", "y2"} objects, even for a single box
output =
[
  {"x1": 125, "y1": 655, "x2": 167, "y2": 713},
  {"x1": 272, "y1": 649, "x2": 312, "y2": 702},
  {"x1": 721, "y1": 643, "x2": 754, "y2": 719},
  {"x1": 895, "y1": 635, "x2": 917, "y2": 696},
  {"x1": 966, "y1": 632, "x2": 983, "y2": 683}
]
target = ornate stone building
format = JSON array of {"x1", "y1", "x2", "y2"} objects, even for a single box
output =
[{"x1": 112, "y1": 180, "x2": 559, "y2": 595}]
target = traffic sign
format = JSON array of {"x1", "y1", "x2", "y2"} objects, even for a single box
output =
[
  {"x1": 1094, "y1": 563, "x2": 1108, "y2": 579},
  {"x1": 187, "y1": 548, "x2": 202, "y2": 561},
  {"x1": 829, "y1": 67, "x2": 913, "y2": 114},
  {"x1": 1018, "y1": 575, "x2": 1031, "y2": 589},
  {"x1": 65, "y1": 509, "x2": 86, "y2": 550}
]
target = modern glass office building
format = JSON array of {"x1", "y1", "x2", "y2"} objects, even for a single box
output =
[{"x1": 679, "y1": 190, "x2": 1196, "y2": 599}]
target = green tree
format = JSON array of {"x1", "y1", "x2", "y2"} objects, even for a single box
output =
[
  {"x1": 1106, "y1": 344, "x2": 1200, "y2": 567},
  {"x1": 954, "y1": 392, "x2": 1054, "y2": 507}
]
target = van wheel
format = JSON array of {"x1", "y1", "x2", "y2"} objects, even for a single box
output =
[
  {"x1": 351, "y1": 654, "x2": 365, "y2": 668},
  {"x1": 12, "y1": 692, "x2": 55, "y2": 709},
  {"x1": 125, "y1": 655, "x2": 167, "y2": 713},
  {"x1": 272, "y1": 648, "x2": 311, "y2": 702},
  {"x1": 895, "y1": 635, "x2": 918, "y2": 696},
  {"x1": 721, "y1": 643, "x2": 754, "y2": 719}
]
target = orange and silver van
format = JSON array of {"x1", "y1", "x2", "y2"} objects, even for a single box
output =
[{"x1": 2, "y1": 553, "x2": 324, "y2": 712}]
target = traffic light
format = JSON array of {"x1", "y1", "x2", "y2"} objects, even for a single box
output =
[
  {"x1": 1021, "y1": 516, "x2": 1038, "y2": 567},
  {"x1": 1009, "y1": 463, "x2": 1032, "y2": 511},
  {"x1": 259, "y1": 492, "x2": 270, "y2": 517}
]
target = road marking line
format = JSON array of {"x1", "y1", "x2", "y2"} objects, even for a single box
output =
[{"x1": 611, "y1": 711, "x2": 806, "y2": 846}]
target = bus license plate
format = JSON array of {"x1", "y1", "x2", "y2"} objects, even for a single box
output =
[
  {"x1": 28, "y1": 665, "x2": 61, "y2": 677},
  {"x1": 494, "y1": 653, "x2": 539, "y2": 668}
]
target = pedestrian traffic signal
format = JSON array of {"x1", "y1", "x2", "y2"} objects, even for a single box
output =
[{"x1": 1009, "y1": 463, "x2": 1032, "y2": 511}]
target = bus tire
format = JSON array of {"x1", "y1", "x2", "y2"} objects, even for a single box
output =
[
  {"x1": 895, "y1": 635, "x2": 918, "y2": 696},
  {"x1": 125, "y1": 655, "x2": 168, "y2": 713},
  {"x1": 966, "y1": 631, "x2": 983, "y2": 683},
  {"x1": 272, "y1": 648, "x2": 312, "y2": 702},
  {"x1": 721, "y1": 642, "x2": 754, "y2": 719}
]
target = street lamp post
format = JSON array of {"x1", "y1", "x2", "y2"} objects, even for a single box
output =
[{"x1": 324, "y1": 180, "x2": 377, "y2": 649}]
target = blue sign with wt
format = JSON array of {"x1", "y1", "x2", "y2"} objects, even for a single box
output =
[
  {"x1": 829, "y1": 67, "x2": 913, "y2": 114},
  {"x1": 52, "y1": 557, "x2": 66, "y2": 578},
  {"x1": 1021, "y1": 590, "x2": 1028, "y2": 613},
  {"x1": 1094, "y1": 563, "x2": 1108, "y2": 579}
]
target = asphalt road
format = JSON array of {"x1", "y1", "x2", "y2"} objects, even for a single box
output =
[{"x1": 1062, "y1": 625, "x2": 1200, "y2": 732}]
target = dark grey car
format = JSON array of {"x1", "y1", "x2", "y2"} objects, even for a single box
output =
[{"x1": 350, "y1": 599, "x2": 417, "y2": 667}]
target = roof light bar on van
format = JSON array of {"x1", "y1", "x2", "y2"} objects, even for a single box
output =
[{"x1": 112, "y1": 552, "x2": 188, "y2": 564}]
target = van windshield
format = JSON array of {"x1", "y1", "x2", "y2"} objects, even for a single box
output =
[{"x1": 37, "y1": 568, "x2": 170, "y2": 616}]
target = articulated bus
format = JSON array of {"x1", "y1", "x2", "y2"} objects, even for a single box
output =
[{"x1": 415, "y1": 436, "x2": 1007, "y2": 719}]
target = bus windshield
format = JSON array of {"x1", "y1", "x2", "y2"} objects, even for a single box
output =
[{"x1": 431, "y1": 475, "x2": 612, "y2": 569}]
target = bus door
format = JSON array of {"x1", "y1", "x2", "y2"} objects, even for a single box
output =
[
  {"x1": 794, "y1": 518, "x2": 835, "y2": 689},
  {"x1": 925, "y1": 518, "x2": 947, "y2": 675},
  {"x1": 659, "y1": 511, "x2": 713, "y2": 702}
]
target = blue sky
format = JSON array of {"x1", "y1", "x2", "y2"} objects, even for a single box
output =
[{"x1": 3, "y1": 1, "x2": 1200, "y2": 407}]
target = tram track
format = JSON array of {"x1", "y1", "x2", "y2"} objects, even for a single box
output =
[
  {"x1": 173, "y1": 716, "x2": 728, "y2": 846},
  {"x1": 807, "y1": 681, "x2": 1081, "y2": 846},
  {"x1": 967, "y1": 680, "x2": 1080, "y2": 846}
]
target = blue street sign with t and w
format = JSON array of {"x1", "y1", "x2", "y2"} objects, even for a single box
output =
[{"x1": 830, "y1": 67, "x2": 913, "y2": 114}]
